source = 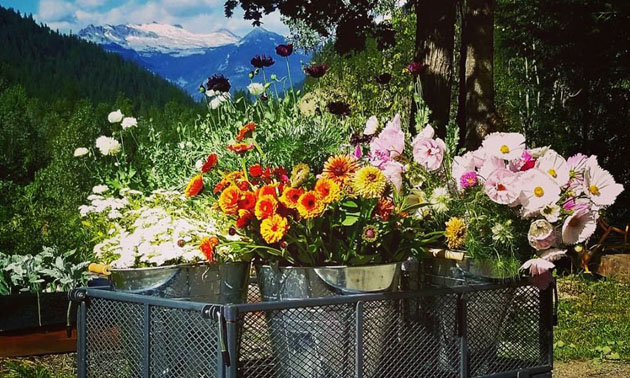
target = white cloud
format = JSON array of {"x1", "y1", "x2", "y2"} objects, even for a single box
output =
[{"x1": 35, "y1": 0, "x2": 289, "y2": 36}]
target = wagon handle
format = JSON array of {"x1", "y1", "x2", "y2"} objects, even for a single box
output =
[{"x1": 88, "y1": 263, "x2": 111, "y2": 276}]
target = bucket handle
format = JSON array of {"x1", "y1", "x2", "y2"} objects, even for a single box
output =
[{"x1": 88, "y1": 263, "x2": 111, "y2": 276}]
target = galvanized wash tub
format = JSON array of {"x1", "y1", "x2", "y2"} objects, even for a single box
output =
[
  {"x1": 106, "y1": 262, "x2": 251, "y2": 304},
  {"x1": 256, "y1": 263, "x2": 401, "y2": 378},
  {"x1": 403, "y1": 251, "x2": 519, "y2": 376}
]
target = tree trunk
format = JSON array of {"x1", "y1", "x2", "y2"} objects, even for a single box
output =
[
  {"x1": 460, "y1": 0, "x2": 499, "y2": 150},
  {"x1": 412, "y1": 0, "x2": 456, "y2": 138}
]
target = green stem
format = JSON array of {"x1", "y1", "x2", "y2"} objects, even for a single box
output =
[{"x1": 240, "y1": 157, "x2": 249, "y2": 182}]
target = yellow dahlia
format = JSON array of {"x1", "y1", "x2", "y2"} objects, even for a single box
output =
[
  {"x1": 321, "y1": 155, "x2": 358, "y2": 186},
  {"x1": 352, "y1": 166, "x2": 386, "y2": 199},
  {"x1": 260, "y1": 214, "x2": 289, "y2": 244},
  {"x1": 445, "y1": 217, "x2": 467, "y2": 249},
  {"x1": 297, "y1": 191, "x2": 325, "y2": 219},
  {"x1": 314, "y1": 178, "x2": 341, "y2": 204}
]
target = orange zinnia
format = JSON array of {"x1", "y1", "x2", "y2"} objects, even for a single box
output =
[
  {"x1": 321, "y1": 155, "x2": 359, "y2": 186},
  {"x1": 227, "y1": 143, "x2": 255, "y2": 154},
  {"x1": 314, "y1": 178, "x2": 341, "y2": 204},
  {"x1": 279, "y1": 187, "x2": 304, "y2": 209},
  {"x1": 297, "y1": 191, "x2": 325, "y2": 219},
  {"x1": 218, "y1": 185, "x2": 241, "y2": 215},
  {"x1": 235, "y1": 122, "x2": 257, "y2": 141},
  {"x1": 238, "y1": 191, "x2": 257, "y2": 210},
  {"x1": 236, "y1": 209, "x2": 254, "y2": 228},
  {"x1": 185, "y1": 174, "x2": 204, "y2": 197},
  {"x1": 255, "y1": 195, "x2": 278, "y2": 220},
  {"x1": 200, "y1": 236, "x2": 219, "y2": 261},
  {"x1": 260, "y1": 214, "x2": 289, "y2": 244}
]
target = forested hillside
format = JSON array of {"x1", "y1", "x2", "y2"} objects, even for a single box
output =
[{"x1": 0, "y1": 7, "x2": 200, "y2": 257}]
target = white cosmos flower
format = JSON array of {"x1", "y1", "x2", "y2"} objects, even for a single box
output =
[
  {"x1": 108, "y1": 109, "x2": 124, "y2": 123},
  {"x1": 481, "y1": 132, "x2": 526, "y2": 160},
  {"x1": 562, "y1": 210, "x2": 597, "y2": 244},
  {"x1": 95, "y1": 136, "x2": 121, "y2": 156},
  {"x1": 121, "y1": 117, "x2": 137, "y2": 129},
  {"x1": 484, "y1": 169, "x2": 520, "y2": 205},
  {"x1": 540, "y1": 203, "x2": 561, "y2": 223},
  {"x1": 74, "y1": 147, "x2": 89, "y2": 157},
  {"x1": 429, "y1": 186, "x2": 451, "y2": 214},
  {"x1": 247, "y1": 83, "x2": 265, "y2": 96},
  {"x1": 583, "y1": 156, "x2": 623, "y2": 207},
  {"x1": 364, "y1": 116, "x2": 379, "y2": 135},
  {"x1": 92, "y1": 185, "x2": 109, "y2": 194},
  {"x1": 519, "y1": 169, "x2": 561, "y2": 212},
  {"x1": 536, "y1": 149, "x2": 570, "y2": 187}
]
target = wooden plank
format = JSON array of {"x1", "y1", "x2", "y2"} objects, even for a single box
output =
[{"x1": 0, "y1": 325, "x2": 76, "y2": 357}]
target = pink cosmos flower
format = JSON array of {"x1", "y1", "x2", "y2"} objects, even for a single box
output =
[
  {"x1": 567, "y1": 153, "x2": 588, "y2": 174},
  {"x1": 484, "y1": 169, "x2": 520, "y2": 205},
  {"x1": 520, "y1": 258, "x2": 555, "y2": 290},
  {"x1": 562, "y1": 210, "x2": 597, "y2": 244},
  {"x1": 478, "y1": 155, "x2": 506, "y2": 181},
  {"x1": 370, "y1": 114, "x2": 405, "y2": 166},
  {"x1": 459, "y1": 171, "x2": 478, "y2": 188},
  {"x1": 381, "y1": 161, "x2": 404, "y2": 194},
  {"x1": 509, "y1": 150, "x2": 536, "y2": 172},
  {"x1": 452, "y1": 152, "x2": 476, "y2": 184},
  {"x1": 412, "y1": 136, "x2": 446, "y2": 172},
  {"x1": 562, "y1": 197, "x2": 590, "y2": 213}
]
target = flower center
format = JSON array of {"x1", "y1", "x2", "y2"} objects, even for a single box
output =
[
  {"x1": 569, "y1": 217, "x2": 581, "y2": 227},
  {"x1": 497, "y1": 183, "x2": 507, "y2": 191},
  {"x1": 500, "y1": 145, "x2": 510, "y2": 154},
  {"x1": 534, "y1": 187, "x2": 545, "y2": 197},
  {"x1": 589, "y1": 185, "x2": 600, "y2": 196},
  {"x1": 548, "y1": 169, "x2": 557, "y2": 178},
  {"x1": 367, "y1": 173, "x2": 377, "y2": 181}
]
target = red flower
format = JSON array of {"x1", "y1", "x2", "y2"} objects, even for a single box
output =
[
  {"x1": 214, "y1": 180, "x2": 228, "y2": 194},
  {"x1": 257, "y1": 184, "x2": 278, "y2": 199},
  {"x1": 261, "y1": 166, "x2": 274, "y2": 183},
  {"x1": 236, "y1": 210, "x2": 253, "y2": 228},
  {"x1": 238, "y1": 191, "x2": 257, "y2": 210},
  {"x1": 201, "y1": 153, "x2": 218, "y2": 173},
  {"x1": 274, "y1": 166, "x2": 290, "y2": 183},
  {"x1": 236, "y1": 122, "x2": 257, "y2": 141},
  {"x1": 227, "y1": 143, "x2": 255, "y2": 154},
  {"x1": 249, "y1": 164, "x2": 263, "y2": 177},
  {"x1": 374, "y1": 198, "x2": 395, "y2": 220},
  {"x1": 238, "y1": 181, "x2": 250, "y2": 191},
  {"x1": 200, "y1": 236, "x2": 219, "y2": 262},
  {"x1": 185, "y1": 174, "x2": 204, "y2": 198}
]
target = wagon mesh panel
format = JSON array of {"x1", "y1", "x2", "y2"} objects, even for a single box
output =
[
  {"x1": 80, "y1": 283, "x2": 553, "y2": 378},
  {"x1": 150, "y1": 306, "x2": 219, "y2": 377},
  {"x1": 85, "y1": 298, "x2": 143, "y2": 378}
]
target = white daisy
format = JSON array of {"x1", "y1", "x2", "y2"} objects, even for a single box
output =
[
  {"x1": 107, "y1": 109, "x2": 124, "y2": 123},
  {"x1": 429, "y1": 186, "x2": 451, "y2": 214},
  {"x1": 583, "y1": 156, "x2": 623, "y2": 207},
  {"x1": 519, "y1": 169, "x2": 561, "y2": 212},
  {"x1": 73, "y1": 147, "x2": 89, "y2": 157},
  {"x1": 540, "y1": 203, "x2": 561, "y2": 223},
  {"x1": 481, "y1": 132, "x2": 526, "y2": 160},
  {"x1": 536, "y1": 149, "x2": 570, "y2": 187}
]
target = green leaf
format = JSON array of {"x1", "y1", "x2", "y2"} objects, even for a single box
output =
[
  {"x1": 608, "y1": 352, "x2": 621, "y2": 360},
  {"x1": 341, "y1": 215, "x2": 359, "y2": 226}
]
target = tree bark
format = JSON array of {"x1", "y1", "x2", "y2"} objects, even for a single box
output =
[
  {"x1": 460, "y1": 0, "x2": 499, "y2": 150},
  {"x1": 412, "y1": 0, "x2": 456, "y2": 138}
]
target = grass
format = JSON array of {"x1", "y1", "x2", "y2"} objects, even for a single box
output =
[
  {"x1": 555, "y1": 275, "x2": 630, "y2": 363},
  {"x1": 0, "y1": 355, "x2": 75, "y2": 378}
]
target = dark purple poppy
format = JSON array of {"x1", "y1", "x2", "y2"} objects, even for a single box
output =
[
  {"x1": 275, "y1": 43, "x2": 293, "y2": 57},
  {"x1": 406, "y1": 61, "x2": 426, "y2": 76},
  {"x1": 251, "y1": 54, "x2": 275, "y2": 68},
  {"x1": 304, "y1": 63, "x2": 328, "y2": 78},
  {"x1": 205, "y1": 74, "x2": 231, "y2": 92},
  {"x1": 374, "y1": 73, "x2": 392, "y2": 85},
  {"x1": 326, "y1": 101, "x2": 351, "y2": 117}
]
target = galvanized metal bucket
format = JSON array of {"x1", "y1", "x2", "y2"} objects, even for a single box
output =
[
  {"x1": 403, "y1": 252, "x2": 517, "y2": 375},
  {"x1": 108, "y1": 262, "x2": 250, "y2": 304},
  {"x1": 256, "y1": 263, "x2": 401, "y2": 378}
]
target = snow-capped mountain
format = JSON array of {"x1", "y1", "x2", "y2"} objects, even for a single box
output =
[
  {"x1": 78, "y1": 22, "x2": 239, "y2": 56},
  {"x1": 78, "y1": 23, "x2": 311, "y2": 97}
]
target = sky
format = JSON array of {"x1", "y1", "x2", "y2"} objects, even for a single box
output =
[{"x1": 0, "y1": 0, "x2": 289, "y2": 37}]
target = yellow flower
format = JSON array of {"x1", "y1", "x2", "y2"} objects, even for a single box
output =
[
  {"x1": 260, "y1": 214, "x2": 289, "y2": 244},
  {"x1": 296, "y1": 191, "x2": 325, "y2": 219},
  {"x1": 218, "y1": 185, "x2": 240, "y2": 215},
  {"x1": 254, "y1": 195, "x2": 278, "y2": 220},
  {"x1": 352, "y1": 166, "x2": 386, "y2": 198},
  {"x1": 445, "y1": 217, "x2": 467, "y2": 249},
  {"x1": 290, "y1": 163, "x2": 310, "y2": 187},
  {"x1": 322, "y1": 155, "x2": 358, "y2": 187},
  {"x1": 314, "y1": 178, "x2": 341, "y2": 204}
]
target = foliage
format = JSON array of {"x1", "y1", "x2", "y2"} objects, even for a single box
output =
[
  {"x1": 0, "y1": 247, "x2": 89, "y2": 295},
  {"x1": 555, "y1": 275, "x2": 630, "y2": 362}
]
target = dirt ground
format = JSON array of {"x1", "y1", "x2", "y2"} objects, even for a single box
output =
[{"x1": 554, "y1": 361, "x2": 630, "y2": 377}]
